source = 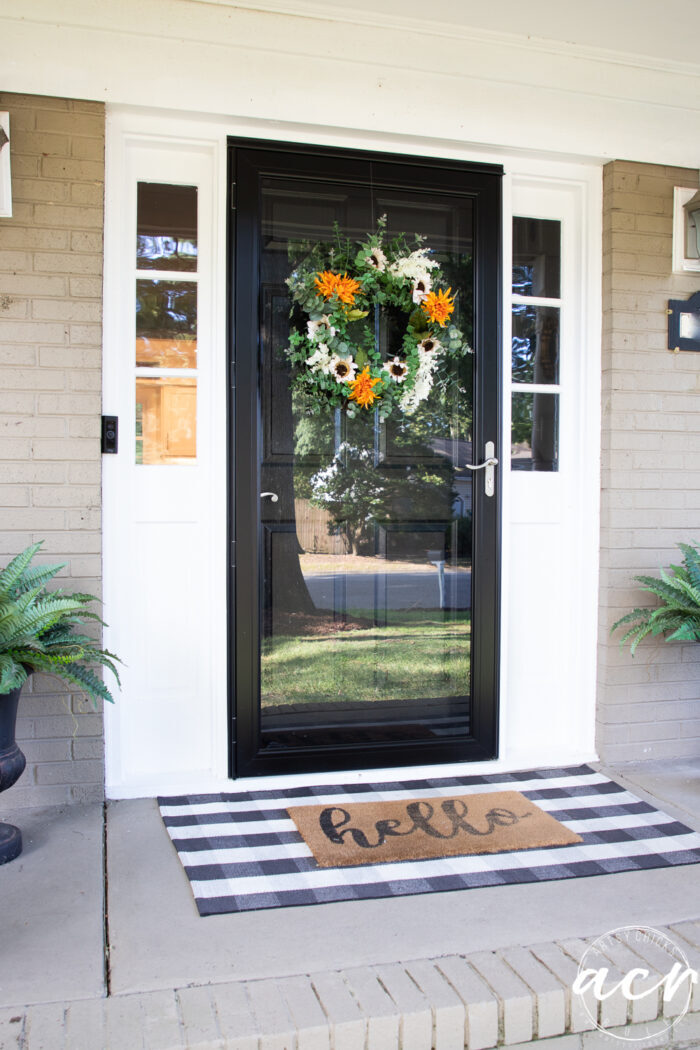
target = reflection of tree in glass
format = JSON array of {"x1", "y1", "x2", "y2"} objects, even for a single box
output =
[
  {"x1": 512, "y1": 303, "x2": 535, "y2": 384},
  {"x1": 136, "y1": 281, "x2": 196, "y2": 340},
  {"x1": 308, "y1": 437, "x2": 456, "y2": 557},
  {"x1": 511, "y1": 304, "x2": 559, "y2": 385},
  {"x1": 511, "y1": 392, "x2": 533, "y2": 448}
]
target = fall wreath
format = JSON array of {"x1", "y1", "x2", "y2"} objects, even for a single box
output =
[{"x1": 285, "y1": 217, "x2": 471, "y2": 418}]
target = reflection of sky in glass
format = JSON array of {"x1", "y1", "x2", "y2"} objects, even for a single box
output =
[
  {"x1": 137, "y1": 235, "x2": 197, "y2": 269},
  {"x1": 512, "y1": 264, "x2": 534, "y2": 297},
  {"x1": 512, "y1": 303, "x2": 535, "y2": 383},
  {"x1": 136, "y1": 183, "x2": 198, "y2": 271}
]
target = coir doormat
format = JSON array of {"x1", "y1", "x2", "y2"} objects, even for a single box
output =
[
  {"x1": 287, "y1": 790, "x2": 582, "y2": 867},
  {"x1": 158, "y1": 765, "x2": 700, "y2": 916}
]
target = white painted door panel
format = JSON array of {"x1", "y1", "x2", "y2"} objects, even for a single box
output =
[{"x1": 103, "y1": 119, "x2": 228, "y2": 794}]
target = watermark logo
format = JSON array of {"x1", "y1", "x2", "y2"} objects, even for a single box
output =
[{"x1": 573, "y1": 925, "x2": 698, "y2": 1043}]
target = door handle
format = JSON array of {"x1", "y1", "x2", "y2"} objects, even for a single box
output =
[
  {"x1": 260, "y1": 491, "x2": 279, "y2": 503},
  {"x1": 465, "y1": 441, "x2": 498, "y2": 498}
]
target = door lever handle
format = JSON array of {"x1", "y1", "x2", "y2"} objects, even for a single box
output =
[
  {"x1": 465, "y1": 441, "x2": 497, "y2": 498},
  {"x1": 465, "y1": 457, "x2": 499, "y2": 471},
  {"x1": 260, "y1": 491, "x2": 279, "y2": 503}
]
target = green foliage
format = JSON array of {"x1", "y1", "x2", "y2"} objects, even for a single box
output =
[
  {"x1": 262, "y1": 611, "x2": 470, "y2": 705},
  {"x1": 0, "y1": 542, "x2": 121, "y2": 706},
  {"x1": 511, "y1": 391, "x2": 534, "y2": 448},
  {"x1": 611, "y1": 542, "x2": 700, "y2": 654},
  {"x1": 284, "y1": 216, "x2": 472, "y2": 419}
]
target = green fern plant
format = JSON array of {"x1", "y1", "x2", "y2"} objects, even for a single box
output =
[
  {"x1": 612, "y1": 541, "x2": 700, "y2": 654},
  {"x1": 0, "y1": 542, "x2": 121, "y2": 706}
]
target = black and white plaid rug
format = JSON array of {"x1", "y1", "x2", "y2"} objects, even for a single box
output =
[{"x1": 158, "y1": 765, "x2": 700, "y2": 916}]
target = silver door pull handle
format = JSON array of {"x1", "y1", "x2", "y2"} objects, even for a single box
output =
[
  {"x1": 465, "y1": 457, "x2": 499, "y2": 471},
  {"x1": 260, "y1": 491, "x2": 279, "y2": 502},
  {"x1": 465, "y1": 441, "x2": 497, "y2": 498}
]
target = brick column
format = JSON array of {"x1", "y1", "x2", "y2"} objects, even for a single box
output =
[
  {"x1": 0, "y1": 92, "x2": 105, "y2": 805},
  {"x1": 598, "y1": 160, "x2": 700, "y2": 763}
]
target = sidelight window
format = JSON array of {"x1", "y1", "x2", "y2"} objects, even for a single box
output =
[
  {"x1": 134, "y1": 182, "x2": 198, "y2": 464},
  {"x1": 510, "y1": 217, "x2": 561, "y2": 471}
]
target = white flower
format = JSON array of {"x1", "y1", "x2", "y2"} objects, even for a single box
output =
[
  {"x1": 383, "y1": 357, "x2": 409, "y2": 383},
  {"x1": 365, "y1": 246, "x2": 388, "y2": 272},
  {"x1": 411, "y1": 275, "x2": 432, "y2": 304},
  {"x1": 389, "y1": 249, "x2": 440, "y2": 285},
  {"x1": 400, "y1": 348, "x2": 438, "y2": 413},
  {"x1": 400, "y1": 370, "x2": 434, "y2": 414},
  {"x1": 307, "y1": 315, "x2": 336, "y2": 341},
  {"x1": 306, "y1": 342, "x2": 333, "y2": 373},
  {"x1": 329, "y1": 355, "x2": 357, "y2": 383}
]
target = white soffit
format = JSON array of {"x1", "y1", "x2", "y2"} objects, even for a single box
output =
[
  {"x1": 1, "y1": 0, "x2": 700, "y2": 166},
  {"x1": 200, "y1": 0, "x2": 700, "y2": 71}
]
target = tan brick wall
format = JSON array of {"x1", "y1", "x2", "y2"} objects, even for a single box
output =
[
  {"x1": 0, "y1": 92, "x2": 105, "y2": 806},
  {"x1": 599, "y1": 160, "x2": 700, "y2": 763}
]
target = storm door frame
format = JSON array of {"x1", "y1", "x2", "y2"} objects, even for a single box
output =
[{"x1": 227, "y1": 138, "x2": 502, "y2": 778}]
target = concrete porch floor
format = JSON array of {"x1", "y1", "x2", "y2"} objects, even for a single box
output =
[{"x1": 1, "y1": 759, "x2": 699, "y2": 1047}]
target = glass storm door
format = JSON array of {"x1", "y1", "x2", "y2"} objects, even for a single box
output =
[{"x1": 230, "y1": 141, "x2": 502, "y2": 777}]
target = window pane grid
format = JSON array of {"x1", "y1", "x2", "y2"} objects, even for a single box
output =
[
  {"x1": 135, "y1": 269, "x2": 198, "y2": 282},
  {"x1": 511, "y1": 383, "x2": 561, "y2": 393},
  {"x1": 510, "y1": 216, "x2": 562, "y2": 473}
]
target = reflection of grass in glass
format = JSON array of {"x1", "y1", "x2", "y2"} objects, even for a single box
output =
[{"x1": 262, "y1": 612, "x2": 470, "y2": 705}]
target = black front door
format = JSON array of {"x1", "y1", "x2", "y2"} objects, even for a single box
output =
[{"x1": 230, "y1": 140, "x2": 502, "y2": 777}]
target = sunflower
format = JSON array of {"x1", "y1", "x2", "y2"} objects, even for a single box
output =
[
  {"x1": 330, "y1": 355, "x2": 357, "y2": 383},
  {"x1": 411, "y1": 275, "x2": 432, "y2": 304},
  {"x1": 418, "y1": 336, "x2": 442, "y2": 355},
  {"x1": 365, "y1": 247, "x2": 388, "y2": 271},
  {"x1": 420, "y1": 287, "x2": 455, "y2": 327},
  {"x1": 383, "y1": 357, "x2": 409, "y2": 383},
  {"x1": 348, "y1": 366, "x2": 383, "y2": 409},
  {"x1": 307, "y1": 315, "x2": 336, "y2": 340}
]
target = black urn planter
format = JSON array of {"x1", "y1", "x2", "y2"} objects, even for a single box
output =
[{"x1": 0, "y1": 687, "x2": 26, "y2": 864}]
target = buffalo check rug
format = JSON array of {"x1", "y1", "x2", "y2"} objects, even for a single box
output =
[{"x1": 158, "y1": 764, "x2": 700, "y2": 916}]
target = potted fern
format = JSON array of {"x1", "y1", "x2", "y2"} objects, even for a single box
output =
[
  {"x1": 612, "y1": 541, "x2": 700, "y2": 653},
  {"x1": 0, "y1": 542, "x2": 120, "y2": 864}
]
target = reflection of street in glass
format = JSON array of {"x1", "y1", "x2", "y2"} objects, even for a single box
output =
[
  {"x1": 299, "y1": 554, "x2": 470, "y2": 575},
  {"x1": 261, "y1": 609, "x2": 470, "y2": 706},
  {"x1": 302, "y1": 562, "x2": 471, "y2": 612}
]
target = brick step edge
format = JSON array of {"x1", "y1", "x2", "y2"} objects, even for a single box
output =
[{"x1": 1, "y1": 919, "x2": 699, "y2": 1049}]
